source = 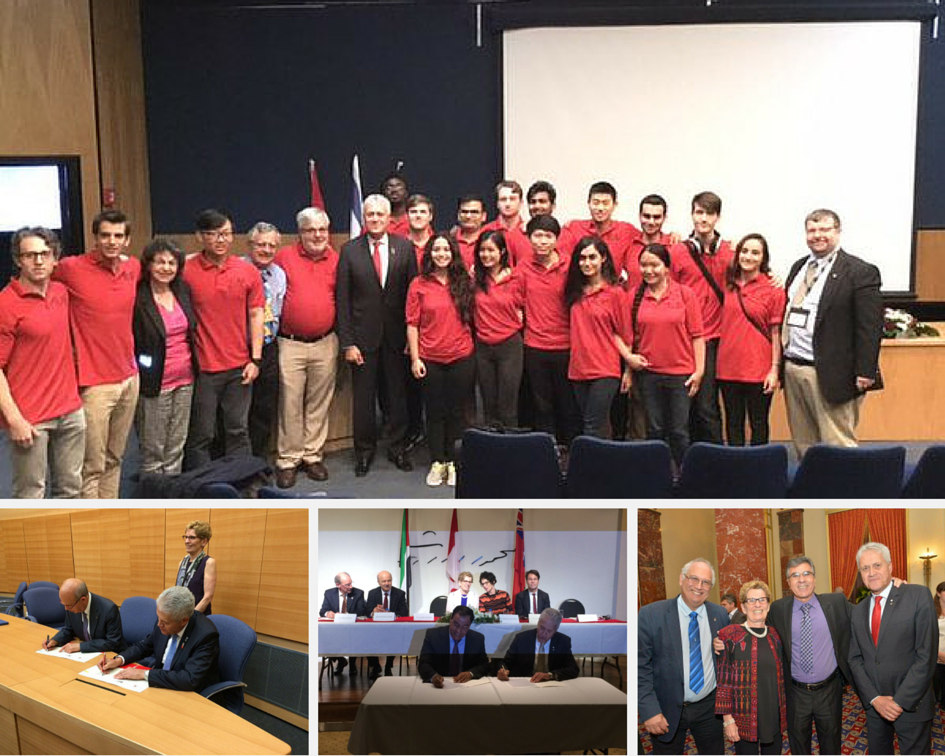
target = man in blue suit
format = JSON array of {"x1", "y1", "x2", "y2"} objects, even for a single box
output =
[
  {"x1": 43, "y1": 578, "x2": 123, "y2": 653},
  {"x1": 638, "y1": 557, "x2": 730, "y2": 755},
  {"x1": 319, "y1": 571, "x2": 366, "y2": 675}
]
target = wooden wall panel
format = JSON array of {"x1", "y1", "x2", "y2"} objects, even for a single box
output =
[
  {"x1": 70, "y1": 510, "x2": 131, "y2": 603},
  {"x1": 209, "y1": 510, "x2": 268, "y2": 629},
  {"x1": 164, "y1": 509, "x2": 211, "y2": 589},
  {"x1": 256, "y1": 509, "x2": 308, "y2": 643},
  {"x1": 128, "y1": 510, "x2": 166, "y2": 600},
  {"x1": 22, "y1": 513, "x2": 74, "y2": 586},
  {"x1": 0, "y1": 520, "x2": 29, "y2": 593},
  {"x1": 916, "y1": 229, "x2": 945, "y2": 301}
]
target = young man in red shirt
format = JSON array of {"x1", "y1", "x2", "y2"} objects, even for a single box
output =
[
  {"x1": 0, "y1": 228, "x2": 85, "y2": 498},
  {"x1": 559, "y1": 181, "x2": 641, "y2": 267},
  {"x1": 669, "y1": 191, "x2": 734, "y2": 444},
  {"x1": 526, "y1": 180, "x2": 557, "y2": 219},
  {"x1": 482, "y1": 180, "x2": 531, "y2": 265},
  {"x1": 381, "y1": 172, "x2": 410, "y2": 238},
  {"x1": 183, "y1": 209, "x2": 265, "y2": 469},
  {"x1": 452, "y1": 194, "x2": 488, "y2": 270},
  {"x1": 273, "y1": 207, "x2": 339, "y2": 487},
  {"x1": 54, "y1": 210, "x2": 139, "y2": 498}
]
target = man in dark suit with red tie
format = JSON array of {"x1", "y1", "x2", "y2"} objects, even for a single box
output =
[
  {"x1": 319, "y1": 572, "x2": 366, "y2": 675},
  {"x1": 513, "y1": 569, "x2": 551, "y2": 617},
  {"x1": 848, "y1": 542, "x2": 937, "y2": 755},
  {"x1": 418, "y1": 606, "x2": 490, "y2": 687},
  {"x1": 336, "y1": 194, "x2": 418, "y2": 477},
  {"x1": 366, "y1": 570, "x2": 407, "y2": 680}
]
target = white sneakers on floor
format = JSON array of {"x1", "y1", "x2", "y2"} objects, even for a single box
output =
[{"x1": 426, "y1": 461, "x2": 456, "y2": 487}]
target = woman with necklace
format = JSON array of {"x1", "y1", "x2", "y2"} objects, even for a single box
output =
[
  {"x1": 445, "y1": 571, "x2": 479, "y2": 614},
  {"x1": 715, "y1": 580, "x2": 787, "y2": 755},
  {"x1": 177, "y1": 520, "x2": 216, "y2": 615}
]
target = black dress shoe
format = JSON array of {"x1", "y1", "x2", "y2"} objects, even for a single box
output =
[
  {"x1": 348, "y1": 660, "x2": 358, "y2": 676},
  {"x1": 384, "y1": 667, "x2": 393, "y2": 677},
  {"x1": 335, "y1": 658, "x2": 347, "y2": 674},
  {"x1": 369, "y1": 666, "x2": 381, "y2": 681},
  {"x1": 403, "y1": 431, "x2": 425, "y2": 454},
  {"x1": 387, "y1": 448, "x2": 413, "y2": 472},
  {"x1": 355, "y1": 453, "x2": 373, "y2": 477}
]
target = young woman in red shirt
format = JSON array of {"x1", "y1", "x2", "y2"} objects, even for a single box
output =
[
  {"x1": 406, "y1": 233, "x2": 475, "y2": 487},
  {"x1": 624, "y1": 243, "x2": 705, "y2": 468},
  {"x1": 717, "y1": 233, "x2": 786, "y2": 445},
  {"x1": 564, "y1": 236, "x2": 630, "y2": 438},
  {"x1": 472, "y1": 230, "x2": 525, "y2": 430}
]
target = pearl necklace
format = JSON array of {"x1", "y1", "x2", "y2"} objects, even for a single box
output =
[{"x1": 744, "y1": 623, "x2": 768, "y2": 638}]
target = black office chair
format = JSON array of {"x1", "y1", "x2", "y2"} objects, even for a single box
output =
[
  {"x1": 558, "y1": 599, "x2": 585, "y2": 619},
  {"x1": 430, "y1": 596, "x2": 447, "y2": 617}
]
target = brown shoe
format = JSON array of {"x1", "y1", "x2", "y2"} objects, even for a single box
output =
[
  {"x1": 304, "y1": 461, "x2": 329, "y2": 482},
  {"x1": 275, "y1": 467, "x2": 298, "y2": 489}
]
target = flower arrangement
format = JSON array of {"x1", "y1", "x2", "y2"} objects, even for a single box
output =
[
  {"x1": 435, "y1": 611, "x2": 501, "y2": 624},
  {"x1": 883, "y1": 308, "x2": 939, "y2": 339}
]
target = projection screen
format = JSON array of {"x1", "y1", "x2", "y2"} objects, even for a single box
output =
[{"x1": 503, "y1": 21, "x2": 921, "y2": 292}]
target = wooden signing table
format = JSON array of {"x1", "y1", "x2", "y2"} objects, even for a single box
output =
[{"x1": 0, "y1": 616, "x2": 289, "y2": 755}]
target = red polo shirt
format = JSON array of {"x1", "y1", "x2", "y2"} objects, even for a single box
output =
[
  {"x1": 634, "y1": 280, "x2": 704, "y2": 375},
  {"x1": 482, "y1": 218, "x2": 531, "y2": 266},
  {"x1": 717, "y1": 275, "x2": 786, "y2": 383},
  {"x1": 519, "y1": 254, "x2": 570, "y2": 351},
  {"x1": 669, "y1": 238, "x2": 733, "y2": 340},
  {"x1": 184, "y1": 253, "x2": 265, "y2": 372},
  {"x1": 408, "y1": 234, "x2": 433, "y2": 271},
  {"x1": 275, "y1": 242, "x2": 338, "y2": 338},
  {"x1": 53, "y1": 251, "x2": 139, "y2": 387},
  {"x1": 453, "y1": 229, "x2": 481, "y2": 271},
  {"x1": 389, "y1": 215, "x2": 410, "y2": 238},
  {"x1": 406, "y1": 276, "x2": 474, "y2": 364},
  {"x1": 626, "y1": 232, "x2": 674, "y2": 288},
  {"x1": 559, "y1": 219, "x2": 641, "y2": 272},
  {"x1": 474, "y1": 271, "x2": 525, "y2": 345},
  {"x1": 0, "y1": 280, "x2": 81, "y2": 425},
  {"x1": 568, "y1": 284, "x2": 627, "y2": 381}
]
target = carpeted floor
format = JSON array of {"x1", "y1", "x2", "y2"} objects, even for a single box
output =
[{"x1": 240, "y1": 705, "x2": 309, "y2": 755}]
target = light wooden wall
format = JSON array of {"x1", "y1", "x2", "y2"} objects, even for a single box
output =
[
  {"x1": 916, "y1": 230, "x2": 945, "y2": 301},
  {"x1": 22, "y1": 514, "x2": 74, "y2": 586},
  {"x1": 0, "y1": 520, "x2": 29, "y2": 594},
  {"x1": 256, "y1": 509, "x2": 309, "y2": 643},
  {"x1": 210, "y1": 509, "x2": 267, "y2": 631}
]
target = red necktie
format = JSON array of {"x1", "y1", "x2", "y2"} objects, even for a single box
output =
[
  {"x1": 871, "y1": 595, "x2": 882, "y2": 646},
  {"x1": 372, "y1": 240, "x2": 383, "y2": 283},
  {"x1": 384, "y1": 593, "x2": 389, "y2": 611},
  {"x1": 532, "y1": 594, "x2": 537, "y2": 613}
]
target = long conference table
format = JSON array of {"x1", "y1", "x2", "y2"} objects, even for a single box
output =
[{"x1": 0, "y1": 615, "x2": 290, "y2": 755}]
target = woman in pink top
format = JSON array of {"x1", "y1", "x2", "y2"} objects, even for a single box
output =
[{"x1": 132, "y1": 238, "x2": 198, "y2": 474}]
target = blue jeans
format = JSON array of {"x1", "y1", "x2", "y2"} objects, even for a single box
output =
[{"x1": 637, "y1": 371, "x2": 691, "y2": 466}]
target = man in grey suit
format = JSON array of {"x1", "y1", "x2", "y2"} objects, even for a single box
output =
[
  {"x1": 848, "y1": 542, "x2": 937, "y2": 755},
  {"x1": 319, "y1": 572, "x2": 367, "y2": 676},
  {"x1": 42, "y1": 578, "x2": 123, "y2": 653}
]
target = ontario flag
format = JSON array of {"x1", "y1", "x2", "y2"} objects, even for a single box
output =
[
  {"x1": 308, "y1": 159, "x2": 325, "y2": 210},
  {"x1": 446, "y1": 508, "x2": 460, "y2": 593},
  {"x1": 398, "y1": 509, "x2": 412, "y2": 612},
  {"x1": 512, "y1": 508, "x2": 525, "y2": 598}
]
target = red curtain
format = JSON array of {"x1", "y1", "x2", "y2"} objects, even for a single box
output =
[
  {"x1": 865, "y1": 509, "x2": 908, "y2": 581},
  {"x1": 828, "y1": 509, "x2": 869, "y2": 596}
]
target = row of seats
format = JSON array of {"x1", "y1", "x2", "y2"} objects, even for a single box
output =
[
  {"x1": 6, "y1": 582, "x2": 255, "y2": 714},
  {"x1": 455, "y1": 430, "x2": 945, "y2": 498}
]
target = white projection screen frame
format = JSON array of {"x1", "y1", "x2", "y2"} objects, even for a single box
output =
[{"x1": 503, "y1": 21, "x2": 921, "y2": 292}]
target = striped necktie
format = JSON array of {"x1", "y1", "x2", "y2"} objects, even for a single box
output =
[
  {"x1": 799, "y1": 604, "x2": 814, "y2": 674},
  {"x1": 688, "y1": 611, "x2": 704, "y2": 694}
]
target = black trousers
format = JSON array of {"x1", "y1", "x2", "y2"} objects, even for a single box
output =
[
  {"x1": 719, "y1": 380, "x2": 773, "y2": 446},
  {"x1": 651, "y1": 690, "x2": 724, "y2": 756},
  {"x1": 248, "y1": 340, "x2": 280, "y2": 458},
  {"x1": 524, "y1": 346, "x2": 580, "y2": 446},
  {"x1": 864, "y1": 708, "x2": 931, "y2": 756},
  {"x1": 637, "y1": 371, "x2": 691, "y2": 467},
  {"x1": 405, "y1": 355, "x2": 424, "y2": 438},
  {"x1": 475, "y1": 333, "x2": 523, "y2": 429},
  {"x1": 734, "y1": 737, "x2": 781, "y2": 755},
  {"x1": 350, "y1": 342, "x2": 409, "y2": 456},
  {"x1": 935, "y1": 663, "x2": 945, "y2": 706},
  {"x1": 185, "y1": 367, "x2": 252, "y2": 470},
  {"x1": 786, "y1": 674, "x2": 843, "y2": 755},
  {"x1": 573, "y1": 377, "x2": 620, "y2": 438},
  {"x1": 689, "y1": 337, "x2": 723, "y2": 443},
  {"x1": 423, "y1": 355, "x2": 476, "y2": 462}
]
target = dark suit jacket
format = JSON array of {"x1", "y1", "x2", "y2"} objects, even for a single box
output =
[
  {"x1": 783, "y1": 248, "x2": 883, "y2": 404},
  {"x1": 638, "y1": 596, "x2": 730, "y2": 743},
  {"x1": 319, "y1": 587, "x2": 367, "y2": 617},
  {"x1": 730, "y1": 609, "x2": 747, "y2": 625},
  {"x1": 366, "y1": 586, "x2": 408, "y2": 617},
  {"x1": 848, "y1": 583, "x2": 937, "y2": 722},
  {"x1": 132, "y1": 279, "x2": 199, "y2": 397},
  {"x1": 514, "y1": 589, "x2": 551, "y2": 617},
  {"x1": 119, "y1": 610, "x2": 220, "y2": 692},
  {"x1": 417, "y1": 625, "x2": 491, "y2": 682},
  {"x1": 500, "y1": 628, "x2": 579, "y2": 680},
  {"x1": 51, "y1": 593, "x2": 123, "y2": 653},
  {"x1": 336, "y1": 233, "x2": 417, "y2": 352}
]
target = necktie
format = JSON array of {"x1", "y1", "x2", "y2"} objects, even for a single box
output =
[
  {"x1": 536, "y1": 642, "x2": 548, "y2": 673},
  {"x1": 163, "y1": 634, "x2": 179, "y2": 670},
  {"x1": 372, "y1": 240, "x2": 383, "y2": 283},
  {"x1": 782, "y1": 259, "x2": 819, "y2": 348},
  {"x1": 688, "y1": 611, "x2": 704, "y2": 694},
  {"x1": 799, "y1": 604, "x2": 814, "y2": 674},
  {"x1": 871, "y1": 596, "x2": 882, "y2": 646},
  {"x1": 532, "y1": 594, "x2": 537, "y2": 613},
  {"x1": 342, "y1": 594, "x2": 347, "y2": 614},
  {"x1": 82, "y1": 613, "x2": 90, "y2": 642},
  {"x1": 383, "y1": 593, "x2": 389, "y2": 611},
  {"x1": 449, "y1": 639, "x2": 461, "y2": 676}
]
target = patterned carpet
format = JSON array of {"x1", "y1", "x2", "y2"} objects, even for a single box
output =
[{"x1": 638, "y1": 686, "x2": 945, "y2": 754}]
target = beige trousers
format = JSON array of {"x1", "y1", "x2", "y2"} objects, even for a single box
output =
[
  {"x1": 11, "y1": 408, "x2": 86, "y2": 498},
  {"x1": 80, "y1": 373, "x2": 139, "y2": 498},
  {"x1": 783, "y1": 361, "x2": 863, "y2": 457},
  {"x1": 276, "y1": 334, "x2": 338, "y2": 470}
]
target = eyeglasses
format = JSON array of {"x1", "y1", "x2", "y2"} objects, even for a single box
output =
[
  {"x1": 788, "y1": 570, "x2": 814, "y2": 580},
  {"x1": 744, "y1": 597, "x2": 769, "y2": 606},
  {"x1": 684, "y1": 575, "x2": 712, "y2": 589},
  {"x1": 201, "y1": 230, "x2": 233, "y2": 240},
  {"x1": 182, "y1": 535, "x2": 200, "y2": 541},
  {"x1": 18, "y1": 250, "x2": 53, "y2": 262},
  {"x1": 61, "y1": 597, "x2": 83, "y2": 610}
]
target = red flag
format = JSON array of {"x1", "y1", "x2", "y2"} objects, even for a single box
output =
[
  {"x1": 513, "y1": 508, "x2": 525, "y2": 598},
  {"x1": 446, "y1": 508, "x2": 460, "y2": 593},
  {"x1": 308, "y1": 159, "x2": 325, "y2": 210}
]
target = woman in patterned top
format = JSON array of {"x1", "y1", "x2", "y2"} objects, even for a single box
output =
[
  {"x1": 478, "y1": 571, "x2": 513, "y2": 614},
  {"x1": 176, "y1": 519, "x2": 217, "y2": 615},
  {"x1": 715, "y1": 580, "x2": 787, "y2": 755}
]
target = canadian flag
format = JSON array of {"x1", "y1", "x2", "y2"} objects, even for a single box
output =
[{"x1": 446, "y1": 508, "x2": 460, "y2": 593}]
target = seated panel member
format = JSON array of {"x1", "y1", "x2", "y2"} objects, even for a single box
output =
[
  {"x1": 43, "y1": 578, "x2": 123, "y2": 653},
  {"x1": 319, "y1": 571, "x2": 366, "y2": 675},
  {"x1": 445, "y1": 571, "x2": 479, "y2": 613},
  {"x1": 478, "y1": 571, "x2": 513, "y2": 614},
  {"x1": 99, "y1": 586, "x2": 220, "y2": 692},
  {"x1": 497, "y1": 607, "x2": 579, "y2": 682},
  {"x1": 367, "y1": 570, "x2": 408, "y2": 680},
  {"x1": 418, "y1": 605, "x2": 490, "y2": 687},
  {"x1": 514, "y1": 569, "x2": 551, "y2": 617}
]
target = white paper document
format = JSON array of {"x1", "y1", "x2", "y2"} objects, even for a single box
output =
[
  {"x1": 442, "y1": 677, "x2": 491, "y2": 690},
  {"x1": 79, "y1": 665, "x2": 149, "y2": 693},
  {"x1": 502, "y1": 677, "x2": 567, "y2": 688},
  {"x1": 35, "y1": 649, "x2": 102, "y2": 663}
]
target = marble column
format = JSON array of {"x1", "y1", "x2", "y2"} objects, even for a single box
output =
[
  {"x1": 715, "y1": 509, "x2": 769, "y2": 600},
  {"x1": 638, "y1": 509, "x2": 666, "y2": 606},
  {"x1": 777, "y1": 509, "x2": 805, "y2": 595}
]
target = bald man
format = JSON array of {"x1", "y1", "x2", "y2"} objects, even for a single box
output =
[
  {"x1": 366, "y1": 570, "x2": 408, "y2": 680},
  {"x1": 42, "y1": 579, "x2": 123, "y2": 653}
]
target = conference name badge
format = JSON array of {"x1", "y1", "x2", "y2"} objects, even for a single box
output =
[{"x1": 787, "y1": 307, "x2": 810, "y2": 329}]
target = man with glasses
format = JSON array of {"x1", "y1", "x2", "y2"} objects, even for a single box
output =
[
  {"x1": 0, "y1": 227, "x2": 85, "y2": 498},
  {"x1": 42, "y1": 579, "x2": 122, "y2": 653},
  {"x1": 183, "y1": 209, "x2": 264, "y2": 469},
  {"x1": 319, "y1": 572, "x2": 366, "y2": 675},
  {"x1": 639, "y1": 557, "x2": 729, "y2": 754}
]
